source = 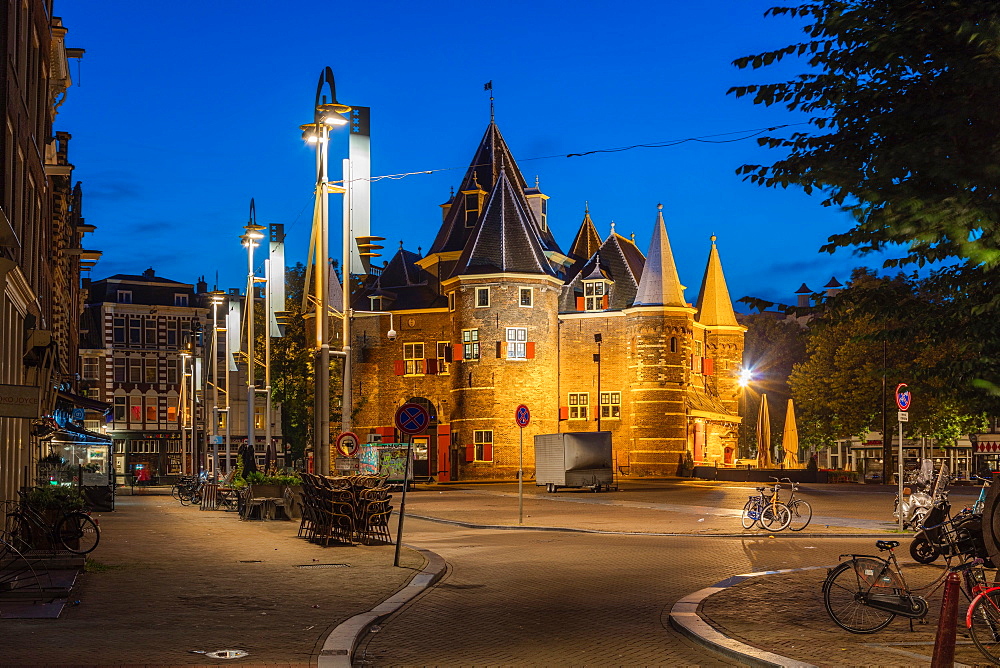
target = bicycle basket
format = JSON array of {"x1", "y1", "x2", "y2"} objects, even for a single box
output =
[{"x1": 951, "y1": 512, "x2": 996, "y2": 568}]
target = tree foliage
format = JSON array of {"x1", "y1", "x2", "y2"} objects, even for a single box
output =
[
  {"x1": 730, "y1": 0, "x2": 1000, "y2": 268},
  {"x1": 269, "y1": 263, "x2": 314, "y2": 462},
  {"x1": 787, "y1": 268, "x2": 988, "y2": 449}
]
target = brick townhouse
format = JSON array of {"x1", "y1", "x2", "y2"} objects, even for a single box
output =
[{"x1": 350, "y1": 121, "x2": 745, "y2": 480}]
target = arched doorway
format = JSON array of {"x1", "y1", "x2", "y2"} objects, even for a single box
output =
[{"x1": 404, "y1": 396, "x2": 439, "y2": 481}]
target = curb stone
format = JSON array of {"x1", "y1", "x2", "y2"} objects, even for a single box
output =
[
  {"x1": 317, "y1": 545, "x2": 447, "y2": 668},
  {"x1": 669, "y1": 567, "x2": 828, "y2": 668}
]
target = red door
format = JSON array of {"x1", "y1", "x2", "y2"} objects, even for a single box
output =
[{"x1": 436, "y1": 425, "x2": 451, "y2": 482}]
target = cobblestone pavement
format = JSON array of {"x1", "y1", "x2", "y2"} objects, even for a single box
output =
[{"x1": 2, "y1": 490, "x2": 422, "y2": 667}]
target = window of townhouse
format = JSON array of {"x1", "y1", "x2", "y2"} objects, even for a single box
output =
[
  {"x1": 436, "y1": 341, "x2": 451, "y2": 374},
  {"x1": 519, "y1": 287, "x2": 533, "y2": 307},
  {"x1": 506, "y1": 327, "x2": 527, "y2": 359},
  {"x1": 600, "y1": 392, "x2": 621, "y2": 419},
  {"x1": 474, "y1": 430, "x2": 493, "y2": 461},
  {"x1": 568, "y1": 392, "x2": 589, "y2": 419},
  {"x1": 475, "y1": 287, "x2": 489, "y2": 307},
  {"x1": 403, "y1": 342, "x2": 425, "y2": 375},
  {"x1": 462, "y1": 329, "x2": 480, "y2": 360}
]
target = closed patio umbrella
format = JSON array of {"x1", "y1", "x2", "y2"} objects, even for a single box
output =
[
  {"x1": 264, "y1": 440, "x2": 277, "y2": 474},
  {"x1": 756, "y1": 394, "x2": 771, "y2": 469},
  {"x1": 781, "y1": 398, "x2": 800, "y2": 469}
]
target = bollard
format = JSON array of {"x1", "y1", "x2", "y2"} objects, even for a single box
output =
[{"x1": 931, "y1": 571, "x2": 961, "y2": 668}]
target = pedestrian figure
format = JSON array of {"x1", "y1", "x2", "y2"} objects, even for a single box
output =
[{"x1": 135, "y1": 465, "x2": 150, "y2": 493}]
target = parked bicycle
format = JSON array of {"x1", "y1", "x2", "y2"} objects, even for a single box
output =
[
  {"x1": 3, "y1": 491, "x2": 100, "y2": 554},
  {"x1": 776, "y1": 477, "x2": 812, "y2": 531},
  {"x1": 171, "y1": 475, "x2": 204, "y2": 506},
  {"x1": 740, "y1": 481, "x2": 790, "y2": 531},
  {"x1": 823, "y1": 539, "x2": 988, "y2": 634}
]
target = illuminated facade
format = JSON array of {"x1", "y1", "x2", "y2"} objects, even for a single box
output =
[{"x1": 350, "y1": 122, "x2": 745, "y2": 480}]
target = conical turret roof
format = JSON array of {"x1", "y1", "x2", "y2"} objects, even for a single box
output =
[
  {"x1": 695, "y1": 236, "x2": 739, "y2": 326},
  {"x1": 633, "y1": 205, "x2": 686, "y2": 307},
  {"x1": 453, "y1": 168, "x2": 555, "y2": 276},
  {"x1": 428, "y1": 121, "x2": 559, "y2": 257}
]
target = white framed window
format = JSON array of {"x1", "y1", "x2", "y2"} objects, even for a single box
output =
[
  {"x1": 144, "y1": 318, "x2": 156, "y2": 345},
  {"x1": 128, "y1": 358, "x2": 142, "y2": 383},
  {"x1": 145, "y1": 398, "x2": 157, "y2": 422},
  {"x1": 436, "y1": 341, "x2": 451, "y2": 375},
  {"x1": 695, "y1": 340, "x2": 704, "y2": 357},
  {"x1": 166, "y1": 359, "x2": 178, "y2": 384},
  {"x1": 113, "y1": 317, "x2": 126, "y2": 343},
  {"x1": 519, "y1": 288, "x2": 533, "y2": 307},
  {"x1": 82, "y1": 357, "x2": 100, "y2": 380},
  {"x1": 462, "y1": 329, "x2": 480, "y2": 360},
  {"x1": 583, "y1": 280, "x2": 608, "y2": 311},
  {"x1": 475, "y1": 287, "x2": 490, "y2": 307},
  {"x1": 506, "y1": 327, "x2": 527, "y2": 359},
  {"x1": 448, "y1": 292, "x2": 456, "y2": 311},
  {"x1": 174, "y1": 293, "x2": 189, "y2": 306},
  {"x1": 568, "y1": 392, "x2": 589, "y2": 420},
  {"x1": 114, "y1": 396, "x2": 126, "y2": 421},
  {"x1": 166, "y1": 397, "x2": 178, "y2": 423},
  {"x1": 117, "y1": 290, "x2": 132, "y2": 304},
  {"x1": 474, "y1": 430, "x2": 493, "y2": 462},
  {"x1": 144, "y1": 358, "x2": 157, "y2": 383},
  {"x1": 600, "y1": 392, "x2": 621, "y2": 419},
  {"x1": 403, "y1": 342, "x2": 425, "y2": 375}
]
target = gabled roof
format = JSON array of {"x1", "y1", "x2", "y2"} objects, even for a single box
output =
[
  {"x1": 453, "y1": 168, "x2": 556, "y2": 276},
  {"x1": 695, "y1": 236, "x2": 739, "y2": 327},
  {"x1": 568, "y1": 208, "x2": 602, "y2": 261},
  {"x1": 377, "y1": 248, "x2": 424, "y2": 288},
  {"x1": 565, "y1": 232, "x2": 646, "y2": 310},
  {"x1": 633, "y1": 205, "x2": 686, "y2": 307},
  {"x1": 352, "y1": 247, "x2": 445, "y2": 311}
]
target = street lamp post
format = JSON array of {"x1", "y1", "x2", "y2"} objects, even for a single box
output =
[
  {"x1": 594, "y1": 333, "x2": 602, "y2": 432},
  {"x1": 179, "y1": 349, "x2": 189, "y2": 475},
  {"x1": 209, "y1": 290, "x2": 226, "y2": 479},
  {"x1": 738, "y1": 367, "x2": 752, "y2": 460},
  {"x1": 241, "y1": 200, "x2": 266, "y2": 470},
  {"x1": 301, "y1": 66, "x2": 350, "y2": 476}
]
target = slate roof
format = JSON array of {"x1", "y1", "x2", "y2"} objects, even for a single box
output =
[
  {"x1": 428, "y1": 121, "x2": 561, "y2": 262},
  {"x1": 563, "y1": 233, "x2": 646, "y2": 310},
  {"x1": 353, "y1": 248, "x2": 446, "y2": 311},
  {"x1": 453, "y1": 168, "x2": 556, "y2": 277},
  {"x1": 568, "y1": 209, "x2": 602, "y2": 261}
]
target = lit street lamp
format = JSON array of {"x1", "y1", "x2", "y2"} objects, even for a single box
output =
[
  {"x1": 738, "y1": 367, "x2": 753, "y2": 460},
  {"x1": 241, "y1": 200, "x2": 266, "y2": 467},
  {"x1": 208, "y1": 290, "x2": 226, "y2": 478},
  {"x1": 302, "y1": 66, "x2": 350, "y2": 475}
]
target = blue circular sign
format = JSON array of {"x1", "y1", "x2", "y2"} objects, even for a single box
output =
[
  {"x1": 895, "y1": 383, "x2": 912, "y2": 411},
  {"x1": 395, "y1": 402, "x2": 430, "y2": 435},
  {"x1": 515, "y1": 404, "x2": 530, "y2": 428}
]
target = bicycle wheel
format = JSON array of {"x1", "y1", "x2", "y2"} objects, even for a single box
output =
[
  {"x1": 171, "y1": 484, "x2": 182, "y2": 501},
  {"x1": 57, "y1": 512, "x2": 100, "y2": 554},
  {"x1": 788, "y1": 499, "x2": 812, "y2": 531},
  {"x1": 761, "y1": 503, "x2": 791, "y2": 531},
  {"x1": 740, "y1": 500, "x2": 758, "y2": 529},
  {"x1": 969, "y1": 589, "x2": 1000, "y2": 663},
  {"x1": 823, "y1": 559, "x2": 897, "y2": 633},
  {"x1": 3, "y1": 511, "x2": 31, "y2": 553},
  {"x1": 190, "y1": 490, "x2": 203, "y2": 506},
  {"x1": 908, "y1": 532, "x2": 939, "y2": 564},
  {"x1": 178, "y1": 489, "x2": 193, "y2": 506}
]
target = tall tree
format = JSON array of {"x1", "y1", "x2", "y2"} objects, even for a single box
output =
[
  {"x1": 730, "y1": 0, "x2": 1000, "y2": 268},
  {"x1": 269, "y1": 263, "x2": 314, "y2": 463}
]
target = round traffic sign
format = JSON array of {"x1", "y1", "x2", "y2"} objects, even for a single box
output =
[
  {"x1": 335, "y1": 431, "x2": 360, "y2": 457},
  {"x1": 515, "y1": 404, "x2": 530, "y2": 428},
  {"x1": 394, "y1": 402, "x2": 430, "y2": 435},
  {"x1": 895, "y1": 383, "x2": 912, "y2": 411}
]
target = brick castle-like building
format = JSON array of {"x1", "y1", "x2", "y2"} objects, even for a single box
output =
[{"x1": 350, "y1": 121, "x2": 745, "y2": 481}]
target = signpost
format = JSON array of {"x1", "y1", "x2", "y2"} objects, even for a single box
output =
[
  {"x1": 392, "y1": 402, "x2": 427, "y2": 567},
  {"x1": 896, "y1": 383, "x2": 912, "y2": 532},
  {"x1": 516, "y1": 404, "x2": 530, "y2": 525}
]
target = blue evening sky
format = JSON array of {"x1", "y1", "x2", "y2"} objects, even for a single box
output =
[{"x1": 55, "y1": 0, "x2": 893, "y2": 309}]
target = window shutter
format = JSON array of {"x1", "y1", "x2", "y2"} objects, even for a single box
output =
[
  {"x1": 576, "y1": 296, "x2": 585, "y2": 311},
  {"x1": 496, "y1": 341, "x2": 502, "y2": 358},
  {"x1": 559, "y1": 406, "x2": 569, "y2": 421},
  {"x1": 602, "y1": 294, "x2": 609, "y2": 310},
  {"x1": 526, "y1": 341, "x2": 535, "y2": 359},
  {"x1": 444, "y1": 345, "x2": 453, "y2": 363},
  {"x1": 426, "y1": 358, "x2": 438, "y2": 375},
  {"x1": 465, "y1": 445, "x2": 475, "y2": 462},
  {"x1": 689, "y1": 354, "x2": 694, "y2": 369},
  {"x1": 453, "y1": 343, "x2": 464, "y2": 361},
  {"x1": 483, "y1": 442, "x2": 493, "y2": 461},
  {"x1": 703, "y1": 357, "x2": 714, "y2": 375},
  {"x1": 393, "y1": 359, "x2": 405, "y2": 375}
]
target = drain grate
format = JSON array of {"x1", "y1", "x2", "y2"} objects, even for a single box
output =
[
  {"x1": 296, "y1": 563, "x2": 350, "y2": 569},
  {"x1": 238, "y1": 560, "x2": 263, "y2": 563},
  {"x1": 205, "y1": 650, "x2": 248, "y2": 659}
]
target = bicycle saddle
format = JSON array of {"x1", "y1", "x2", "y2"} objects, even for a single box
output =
[{"x1": 876, "y1": 540, "x2": 900, "y2": 551}]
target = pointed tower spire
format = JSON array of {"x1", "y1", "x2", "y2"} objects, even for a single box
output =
[
  {"x1": 695, "y1": 235, "x2": 739, "y2": 326},
  {"x1": 633, "y1": 204, "x2": 686, "y2": 307},
  {"x1": 568, "y1": 205, "x2": 602, "y2": 261}
]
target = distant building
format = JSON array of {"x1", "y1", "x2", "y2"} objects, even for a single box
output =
[
  {"x1": 80, "y1": 269, "x2": 283, "y2": 479},
  {"x1": 349, "y1": 122, "x2": 745, "y2": 480}
]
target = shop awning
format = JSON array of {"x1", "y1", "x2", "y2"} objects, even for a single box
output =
[
  {"x1": 976, "y1": 441, "x2": 1000, "y2": 453},
  {"x1": 50, "y1": 421, "x2": 111, "y2": 445},
  {"x1": 57, "y1": 390, "x2": 111, "y2": 413}
]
